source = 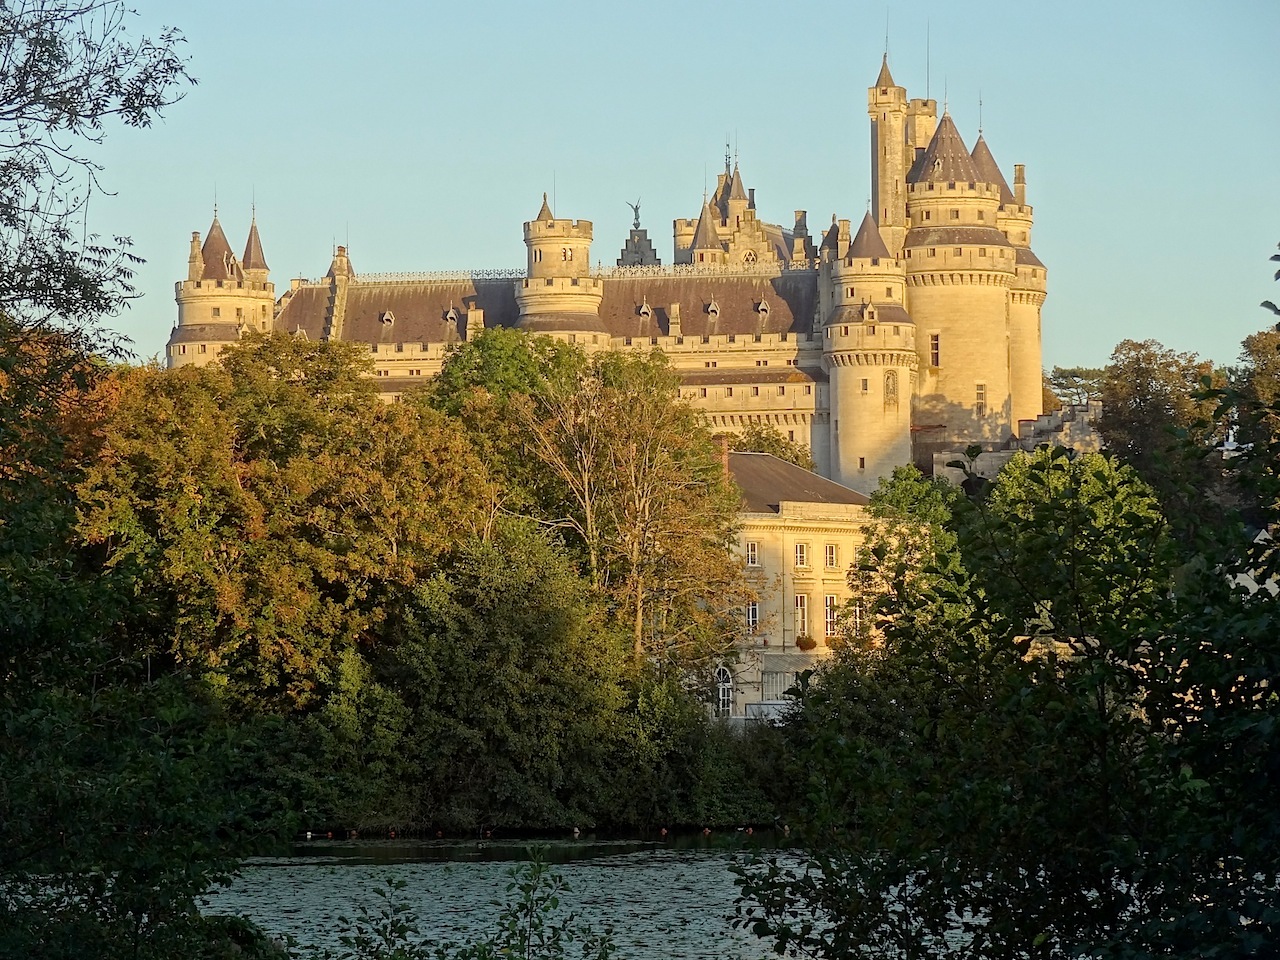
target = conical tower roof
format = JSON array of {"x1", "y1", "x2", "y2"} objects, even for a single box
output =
[
  {"x1": 691, "y1": 200, "x2": 722, "y2": 251},
  {"x1": 907, "y1": 114, "x2": 979, "y2": 185},
  {"x1": 242, "y1": 216, "x2": 269, "y2": 271},
  {"x1": 535, "y1": 192, "x2": 554, "y2": 222},
  {"x1": 727, "y1": 163, "x2": 748, "y2": 201},
  {"x1": 848, "y1": 211, "x2": 891, "y2": 259},
  {"x1": 970, "y1": 135, "x2": 1015, "y2": 205},
  {"x1": 875, "y1": 54, "x2": 896, "y2": 88},
  {"x1": 200, "y1": 214, "x2": 238, "y2": 281}
]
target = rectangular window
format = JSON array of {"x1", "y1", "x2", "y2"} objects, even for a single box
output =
[
  {"x1": 976, "y1": 382, "x2": 987, "y2": 418},
  {"x1": 825, "y1": 595, "x2": 839, "y2": 637},
  {"x1": 859, "y1": 457, "x2": 866, "y2": 470},
  {"x1": 951, "y1": 209, "x2": 960, "y2": 220},
  {"x1": 804, "y1": 385, "x2": 812, "y2": 395},
  {"x1": 211, "y1": 307, "x2": 220, "y2": 318},
  {"x1": 825, "y1": 544, "x2": 838, "y2": 569},
  {"x1": 777, "y1": 385, "x2": 785, "y2": 396},
  {"x1": 794, "y1": 595, "x2": 809, "y2": 638},
  {"x1": 923, "y1": 210, "x2": 931, "y2": 221},
  {"x1": 860, "y1": 378, "x2": 869, "y2": 393},
  {"x1": 745, "y1": 541, "x2": 759, "y2": 567},
  {"x1": 795, "y1": 543, "x2": 808, "y2": 568},
  {"x1": 725, "y1": 387, "x2": 733, "y2": 397},
  {"x1": 930, "y1": 333, "x2": 941, "y2": 367},
  {"x1": 751, "y1": 386, "x2": 760, "y2": 397},
  {"x1": 235, "y1": 307, "x2": 243, "y2": 319},
  {"x1": 746, "y1": 601, "x2": 760, "y2": 632},
  {"x1": 928, "y1": 248, "x2": 936, "y2": 257},
  {"x1": 886, "y1": 286, "x2": 893, "y2": 297},
  {"x1": 198, "y1": 343, "x2": 206, "y2": 353},
  {"x1": 699, "y1": 388, "x2": 707, "y2": 398}
]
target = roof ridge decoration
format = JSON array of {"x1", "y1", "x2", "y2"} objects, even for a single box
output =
[
  {"x1": 907, "y1": 113, "x2": 980, "y2": 185},
  {"x1": 849, "y1": 210, "x2": 892, "y2": 259},
  {"x1": 970, "y1": 134, "x2": 1016, "y2": 206},
  {"x1": 536, "y1": 192, "x2": 554, "y2": 222}
]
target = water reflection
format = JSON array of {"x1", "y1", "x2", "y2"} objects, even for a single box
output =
[{"x1": 205, "y1": 839, "x2": 774, "y2": 960}]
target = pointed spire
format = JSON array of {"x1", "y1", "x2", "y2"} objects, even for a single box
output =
[
  {"x1": 970, "y1": 135, "x2": 1015, "y2": 205},
  {"x1": 536, "y1": 192, "x2": 554, "y2": 222},
  {"x1": 200, "y1": 213, "x2": 238, "y2": 281},
  {"x1": 875, "y1": 54, "x2": 895, "y2": 88},
  {"x1": 727, "y1": 163, "x2": 748, "y2": 202},
  {"x1": 691, "y1": 200, "x2": 722, "y2": 251},
  {"x1": 849, "y1": 211, "x2": 892, "y2": 259},
  {"x1": 907, "y1": 114, "x2": 979, "y2": 184},
  {"x1": 326, "y1": 245, "x2": 354, "y2": 280},
  {"x1": 242, "y1": 215, "x2": 269, "y2": 272}
]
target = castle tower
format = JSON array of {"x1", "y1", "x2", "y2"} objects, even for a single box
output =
[
  {"x1": 972, "y1": 138, "x2": 1047, "y2": 428},
  {"x1": 903, "y1": 115, "x2": 1016, "y2": 443},
  {"x1": 687, "y1": 200, "x2": 727, "y2": 266},
  {"x1": 515, "y1": 194, "x2": 606, "y2": 339},
  {"x1": 168, "y1": 212, "x2": 276, "y2": 368},
  {"x1": 823, "y1": 212, "x2": 917, "y2": 493},
  {"x1": 868, "y1": 56, "x2": 909, "y2": 256}
]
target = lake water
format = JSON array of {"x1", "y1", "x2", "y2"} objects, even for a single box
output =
[{"x1": 204, "y1": 838, "x2": 780, "y2": 960}]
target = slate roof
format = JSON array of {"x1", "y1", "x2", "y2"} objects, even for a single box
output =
[
  {"x1": 242, "y1": 219, "x2": 269, "y2": 271},
  {"x1": 536, "y1": 193, "x2": 554, "y2": 222},
  {"x1": 903, "y1": 225, "x2": 1013, "y2": 248},
  {"x1": 597, "y1": 272, "x2": 817, "y2": 339},
  {"x1": 200, "y1": 216, "x2": 239, "y2": 281},
  {"x1": 875, "y1": 54, "x2": 896, "y2": 88},
  {"x1": 167, "y1": 322, "x2": 241, "y2": 345},
  {"x1": 1016, "y1": 247, "x2": 1045, "y2": 268},
  {"x1": 828, "y1": 302, "x2": 913, "y2": 326},
  {"x1": 729, "y1": 451, "x2": 869, "y2": 513},
  {"x1": 848, "y1": 211, "x2": 891, "y2": 259},
  {"x1": 907, "y1": 114, "x2": 980, "y2": 185},
  {"x1": 727, "y1": 164, "x2": 748, "y2": 201},
  {"x1": 691, "y1": 201, "x2": 723, "y2": 251},
  {"x1": 680, "y1": 367, "x2": 827, "y2": 387},
  {"x1": 970, "y1": 135, "x2": 1015, "y2": 205}
]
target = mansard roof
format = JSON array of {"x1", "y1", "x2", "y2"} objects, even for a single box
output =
[
  {"x1": 596, "y1": 271, "x2": 817, "y2": 339},
  {"x1": 907, "y1": 114, "x2": 980, "y2": 185},
  {"x1": 848, "y1": 211, "x2": 891, "y2": 259},
  {"x1": 970, "y1": 135, "x2": 1015, "y2": 205},
  {"x1": 242, "y1": 218, "x2": 269, "y2": 271},
  {"x1": 200, "y1": 215, "x2": 239, "y2": 281},
  {"x1": 730, "y1": 451, "x2": 869, "y2": 513},
  {"x1": 904, "y1": 225, "x2": 1012, "y2": 247}
]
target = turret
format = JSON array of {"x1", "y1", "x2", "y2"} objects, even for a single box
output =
[
  {"x1": 168, "y1": 212, "x2": 275, "y2": 368},
  {"x1": 687, "y1": 200, "x2": 727, "y2": 266},
  {"x1": 902, "y1": 116, "x2": 1016, "y2": 443},
  {"x1": 516, "y1": 194, "x2": 605, "y2": 339},
  {"x1": 868, "y1": 56, "x2": 909, "y2": 255}
]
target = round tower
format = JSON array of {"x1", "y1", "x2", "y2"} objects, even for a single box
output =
[
  {"x1": 169, "y1": 214, "x2": 275, "y2": 368},
  {"x1": 823, "y1": 212, "x2": 916, "y2": 493},
  {"x1": 1004, "y1": 165, "x2": 1046, "y2": 429},
  {"x1": 903, "y1": 115, "x2": 1016, "y2": 443},
  {"x1": 515, "y1": 194, "x2": 606, "y2": 340}
]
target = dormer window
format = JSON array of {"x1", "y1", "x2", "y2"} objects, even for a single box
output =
[
  {"x1": 707, "y1": 299, "x2": 720, "y2": 319},
  {"x1": 444, "y1": 307, "x2": 459, "y2": 324},
  {"x1": 756, "y1": 299, "x2": 769, "y2": 318},
  {"x1": 380, "y1": 311, "x2": 395, "y2": 325},
  {"x1": 638, "y1": 298, "x2": 652, "y2": 319}
]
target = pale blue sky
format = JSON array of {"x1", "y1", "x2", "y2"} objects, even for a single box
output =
[{"x1": 93, "y1": 0, "x2": 1280, "y2": 369}]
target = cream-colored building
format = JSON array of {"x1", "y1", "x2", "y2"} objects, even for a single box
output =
[
  {"x1": 719, "y1": 451, "x2": 869, "y2": 718},
  {"x1": 167, "y1": 57, "x2": 1053, "y2": 493}
]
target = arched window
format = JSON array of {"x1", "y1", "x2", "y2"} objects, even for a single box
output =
[{"x1": 714, "y1": 666, "x2": 733, "y2": 718}]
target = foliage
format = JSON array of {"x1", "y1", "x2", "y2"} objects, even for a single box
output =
[
  {"x1": 1045, "y1": 364, "x2": 1104, "y2": 407},
  {"x1": 726, "y1": 421, "x2": 815, "y2": 471},
  {"x1": 0, "y1": 0, "x2": 192, "y2": 331},
  {"x1": 737, "y1": 444, "x2": 1280, "y2": 958},
  {"x1": 73, "y1": 333, "x2": 494, "y2": 708},
  {"x1": 373, "y1": 522, "x2": 631, "y2": 830}
]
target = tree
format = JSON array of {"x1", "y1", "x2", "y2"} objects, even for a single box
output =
[
  {"x1": 516, "y1": 350, "x2": 747, "y2": 669},
  {"x1": 73, "y1": 333, "x2": 495, "y2": 708},
  {"x1": 726, "y1": 421, "x2": 815, "y2": 471},
  {"x1": 738, "y1": 446, "x2": 1280, "y2": 958},
  {"x1": 1046, "y1": 364, "x2": 1104, "y2": 407},
  {"x1": 0, "y1": 1, "x2": 191, "y2": 333}
]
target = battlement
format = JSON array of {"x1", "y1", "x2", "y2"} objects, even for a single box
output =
[
  {"x1": 823, "y1": 316, "x2": 915, "y2": 356},
  {"x1": 524, "y1": 219, "x2": 593, "y2": 240},
  {"x1": 518, "y1": 276, "x2": 604, "y2": 292},
  {"x1": 907, "y1": 180, "x2": 1003, "y2": 202},
  {"x1": 175, "y1": 278, "x2": 274, "y2": 295}
]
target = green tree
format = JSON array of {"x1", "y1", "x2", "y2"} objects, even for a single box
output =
[
  {"x1": 726, "y1": 421, "x2": 815, "y2": 471},
  {"x1": 738, "y1": 446, "x2": 1280, "y2": 958},
  {"x1": 1045, "y1": 364, "x2": 1104, "y2": 407}
]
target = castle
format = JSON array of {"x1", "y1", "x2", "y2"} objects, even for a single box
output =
[{"x1": 167, "y1": 57, "x2": 1049, "y2": 494}]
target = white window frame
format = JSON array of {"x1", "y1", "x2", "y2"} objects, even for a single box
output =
[
  {"x1": 794, "y1": 594, "x2": 809, "y2": 638},
  {"x1": 746, "y1": 601, "x2": 760, "y2": 633},
  {"x1": 825, "y1": 595, "x2": 839, "y2": 638},
  {"x1": 824, "y1": 544, "x2": 838, "y2": 569},
  {"x1": 795, "y1": 543, "x2": 808, "y2": 568},
  {"x1": 745, "y1": 541, "x2": 759, "y2": 567}
]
